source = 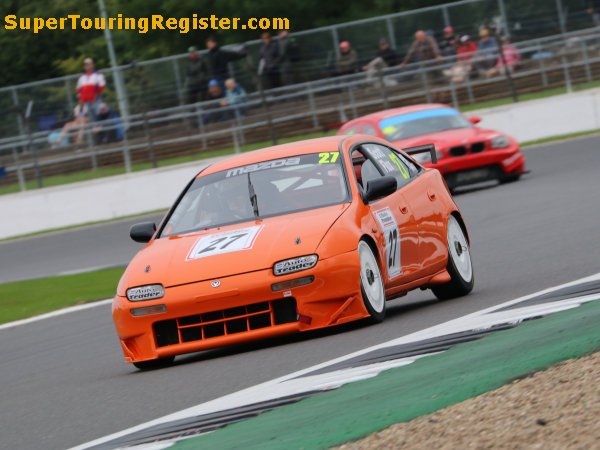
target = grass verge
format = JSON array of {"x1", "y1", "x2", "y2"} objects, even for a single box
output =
[{"x1": 0, "y1": 266, "x2": 124, "y2": 324}]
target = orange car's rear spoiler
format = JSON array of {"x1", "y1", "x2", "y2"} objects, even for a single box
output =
[{"x1": 403, "y1": 144, "x2": 437, "y2": 164}]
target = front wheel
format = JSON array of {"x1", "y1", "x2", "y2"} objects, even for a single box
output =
[
  {"x1": 432, "y1": 215, "x2": 474, "y2": 300},
  {"x1": 358, "y1": 241, "x2": 386, "y2": 323},
  {"x1": 133, "y1": 355, "x2": 175, "y2": 371}
]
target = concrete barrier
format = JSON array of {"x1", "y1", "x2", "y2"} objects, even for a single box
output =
[
  {"x1": 472, "y1": 87, "x2": 600, "y2": 143},
  {"x1": 2, "y1": 89, "x2": 600, "y2": 240}
]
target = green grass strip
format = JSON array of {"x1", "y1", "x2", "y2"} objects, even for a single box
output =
[
  {"x1": 174, "y1": 300, "x2": 600, "y2": 450},
  {"x1": 0, "y1": 266, "x2": 124, "y2": 324}
]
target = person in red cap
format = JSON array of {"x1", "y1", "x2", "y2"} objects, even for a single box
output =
[
  {"x1": 335, "y1": 41, "x2": 359, "y2": 76},
  {"x1": 439, "y1": 26, "x2": 458, "y2": 58},
  {"x1": 76, "y1": 58, "x2": 105, "y2": 120}
]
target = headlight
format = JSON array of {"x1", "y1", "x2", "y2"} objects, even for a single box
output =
[
  {"x1": 413, "y1": 150, "x2": 442, "y2": 164},
  {"x1": 273, "y1": 254, "x2": 318, "y2": 276},
  {"x1": 490, "y1": 135, "x2": 510, "y2": 148},
  {"x1": 126, "y1": 284, "x2": 165, "y2": 302}
]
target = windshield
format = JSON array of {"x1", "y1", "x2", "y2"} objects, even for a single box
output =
[
  {"x1": 161, "y1": 152, "x2": 348, "y2": 237},
  {"x1": 380, "y1": 108, "x2": 471, "y2": 141}
]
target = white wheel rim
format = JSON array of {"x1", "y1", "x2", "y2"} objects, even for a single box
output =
[
  {"x1": 447, "y1": 216, "x2": 473, "y2": 283},
  {"x1": 358, "y1": 241, "x2": 385, "y2": 313}
]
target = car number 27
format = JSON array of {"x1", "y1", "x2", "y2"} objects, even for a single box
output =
[
  {"x1": 373, "y1": 208, "x2": 401, "y2": 279},
  {"x1": 188, "y1": 226, "x2": 262, "y2": 260}
]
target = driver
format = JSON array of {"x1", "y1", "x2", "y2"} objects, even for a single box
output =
[{"x1": 220, "y1": 176, "x2": 254, "y2": 221}]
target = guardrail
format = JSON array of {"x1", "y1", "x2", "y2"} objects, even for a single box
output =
[{"x1": 2, "y1": 27, "x2": 600, "y2": 193}]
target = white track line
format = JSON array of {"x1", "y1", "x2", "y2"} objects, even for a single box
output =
[
  {"x1": 0, "y1": 299, "x2": 112, "y2": 332},
  {"x1": 72, "y1": 272, "x2": 600, "y2": 450}
]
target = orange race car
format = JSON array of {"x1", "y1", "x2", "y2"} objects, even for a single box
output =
[{"x1": 113, "y1": 135, "x2": 474, "y2": 370}]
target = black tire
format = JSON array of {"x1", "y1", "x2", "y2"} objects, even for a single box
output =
[
  {"x1": 358, "y1": 240, "x2": 386, "y2": 323},
  {"x1": 499, "y1": 174, "x2": 521, "y2": 184},
  {"x1": 133, "y1": 356, "x2": 175, "y2": 371},
  {"x1": 432, "y1": 215, "x2": 474, "y2": 300}
]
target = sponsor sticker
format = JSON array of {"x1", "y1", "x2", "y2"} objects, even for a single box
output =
[
  {"x1": 373, "y1": 207, "x2": 401, "y2": 279},
  {"x1": 188, "y1": 225, "x2": 262, "y2": 260}
]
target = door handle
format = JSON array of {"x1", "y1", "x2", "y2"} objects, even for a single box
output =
[
  {"x1": 399, "y1": 206, "x2": 409, "y2": 214},
  {"x1": 427, "y1": 190, "x2": 436, "y2": 201}
]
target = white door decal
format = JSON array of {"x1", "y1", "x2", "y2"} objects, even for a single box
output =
[
  {"x1": 188, "y1": 226, "x2": 262, "y2": 260},
  {"x1": 373, "y1": 208, "x2": 401, "y2": 279}
]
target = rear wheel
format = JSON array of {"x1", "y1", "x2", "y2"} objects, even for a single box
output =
[
  {"x1": 133, "y1": 355, "x2": 175, "y2": 371},
  {"x1": 432, "y1": 215, "x2": 474, "y2": 300},
  {"x1": 358, "y1": 240, "x2": 386, "y2": 323}
]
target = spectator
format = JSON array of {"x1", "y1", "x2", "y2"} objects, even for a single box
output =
[
  {"x1": 221, "y1": 78, "x2": 248, "y2": 117},
  {"x1": 400, "y1": 30, "x2": 442, "y2": 67},
  {"x1": 456, "y1": 35, "x2": 478, "y2": 63},
  {"x1": 205, "y1": 36, "x2": 247, "y2": 84},
  {"x1": 76, "y1": 58, "x2": 105, "y2": 119},
  {"x1": 586, "y1": 0, "x2": 600, "y2": 26},
  {"x1": 259, "y1": 32, "x2": 281, "y2": 89},
  {"x1": 204, "y1": 79, "x2": 228, "y2": 123},
  {"x1": 52, "y1": 104, "x2": 88, "y2": 146},
  {"x1": 439, "y1": 26, "x2": 457, "y2": 58},
  {"x1": 486, "y1": 37, "x2": 521, "y2": 78},
  {"x1": 335, "y1": 41, "x2": 359, "y2": 76},
  {"x1": 277, "y1": 30, "x2": 301, "y2": 85},
  {"x1": 473, "y1": 27, "x2": 499, "y2": 72},
  {"x1": 444, "y1": 35, "x2": 477, "y2": 83},
  {"x1": 184, "y1": 46, "x2": 208, "y2": 104},
  {"x1": 363, "y1": 38, "x2": 400, "y2": 85},
  {"x1": 93, "y1": 102, "x2": 124, "y2": 144}
]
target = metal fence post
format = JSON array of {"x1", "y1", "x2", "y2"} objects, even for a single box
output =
[
  {"x1": 555, "y1": 0, "x2": 567, "y2": 35},
  {"x1": 449, "y1": 80, "x2": 459, "y2": 109},
  {"x1": 143, "y1": 112, "x2": 158, "y2": 168},
  {"x1": 65, "y1": 79, "x2": 75, "y2": 114},
  {"x1": 386, "y1": 17, "x2": 397, "y2": 50},
  {"x1": 537, "y1": 43, "x2": 549, "y2": 87},
  {"x1": 442, "y1": 6, "x2": 451, "y2": 28},
  {"x1": 11, "y1": 146, "x2": 26, "y2": 192},
  {"x1": 307, "y1": 82, "x2": 319, "y2": 128},
  {"x1": 497, "y1": 0, "x2": 510, "y2": 38},
  {"x1": 331, "y1": 27, "x2": 340, "y2": 58},
  {"x1": 561, "y1": 55, "x2": 573, "y2": 93},
  {"x1": 581, "y1": 41, "x2": 592, "y2": 83},
  {"x1": 195, "y1": 105, "x2": 208, "y2": 150},
  {"x1": 172, "y1": 59, "x2": 184, "y2": 105},
  {"x1": 11, "y1": 88, "x2": 25, "y2": 137},
  {"x1": 348, "y1": 85, "x2": 359, "y2": 118},
  {"x1": 378, "y1": 70, "x2": 390, "y2": 109},
  {"x1": 85, "y1": 127, "x2": 98, "y2": 170},
  {"x1": 419, "y1": 64, "x2": 433, "y2": 103}
]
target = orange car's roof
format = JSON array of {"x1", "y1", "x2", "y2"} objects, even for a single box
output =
[{"x1": 200, "y1": 136, "x2": 349, "y2": 176}]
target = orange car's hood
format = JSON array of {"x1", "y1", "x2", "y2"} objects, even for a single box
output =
[{"x1": 123, "y1": 203, "x2": 349, "y2": 289}]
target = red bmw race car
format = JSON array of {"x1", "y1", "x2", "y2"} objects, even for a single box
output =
[
  {"x1": 338, "y1": 104, "x2": 526, "y2": 190},
  {"x1": 114, "y1": 135, "x2": 474, "y2": 369}
]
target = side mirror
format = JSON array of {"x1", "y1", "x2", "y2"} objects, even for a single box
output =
[
  {"x1": 364, "y1": 176, "x2": 397, "y2": 203},
  {"x1": 469, "y1": 116, "x2": 482, "y2": 125},
  {"x1": 130, "y1": 222, "x2": 156, "y2": 243}
]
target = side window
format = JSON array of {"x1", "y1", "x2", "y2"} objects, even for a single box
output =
[
  {"x1": 393, "y1": 150, "x2": 422, "y2": 178},
  {"x1": 344, "y1": 126, "x2": 359, "y2": 135},
  {"x1": 363, "y1": 124, "x2": 377, "y2": 136},
  {"x1": 361, "y1": 143, "x2": 415, "y2": 189}
]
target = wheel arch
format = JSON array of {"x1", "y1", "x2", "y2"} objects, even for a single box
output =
[
  {"x1": 360, "y1": 234, "x2": 382, "y2": 266},
  {"x1": 450, "y1": 210, "x2": 470, "y2": 245}
]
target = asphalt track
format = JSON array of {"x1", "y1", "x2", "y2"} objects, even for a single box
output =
[{"x1": 2, "y1": 136, "x2": 600, "y2": 450}]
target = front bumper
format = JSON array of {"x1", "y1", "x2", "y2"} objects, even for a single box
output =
[
  {"x1": 112, "y1": 250, "x2": 366, "y2": 363},
  {"x1": 427, "y1": 145, "x2": 526, "y2": 185}
]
